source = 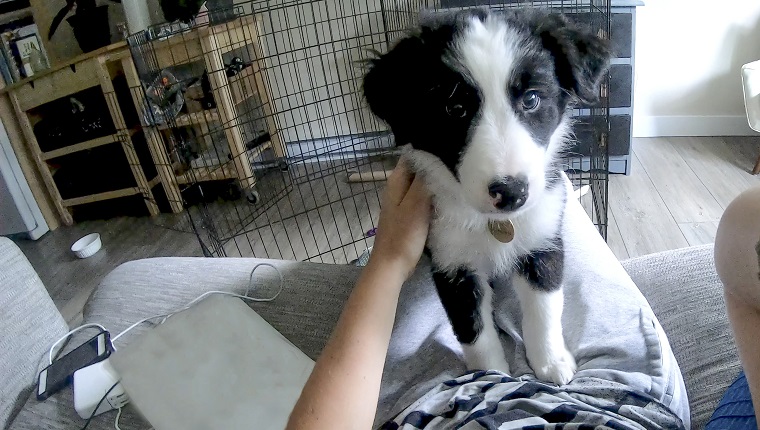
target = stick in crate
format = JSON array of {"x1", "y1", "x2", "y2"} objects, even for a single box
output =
[{"x1": 346, "y1": 170, "x2": 394, "y2": 183}]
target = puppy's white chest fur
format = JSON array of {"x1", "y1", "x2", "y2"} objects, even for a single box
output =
[{"x1": 427, "y1": 183, "x2": 565, "y2": 278}]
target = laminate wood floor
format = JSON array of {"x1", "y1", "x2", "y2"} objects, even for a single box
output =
[
  {"x1": 10, "y1": 136, "x2": 760, "y2": 325},
  {"x1": 607, "y1": 136, "x2": 760, "y2": 260},
  {"x1": 13, "y1": 216, "x2": 203, "y2": 325}
]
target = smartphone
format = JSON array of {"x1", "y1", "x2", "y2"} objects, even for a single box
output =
[{"x1": 37, "y1": 331, "x2": 113, "y2": 401}]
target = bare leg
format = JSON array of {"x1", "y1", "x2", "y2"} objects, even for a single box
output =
[{"x1": 714, "y1": 185, "x2": 760, "y2": 423}]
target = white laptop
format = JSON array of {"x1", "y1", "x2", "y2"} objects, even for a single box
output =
[{"x1": 110, "y1": 295, "x2": 314, "y2": 430}]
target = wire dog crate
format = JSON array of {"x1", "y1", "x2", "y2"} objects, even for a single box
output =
[{"x1": 127, "y1": 0, "x2": 610, "y2": 263}]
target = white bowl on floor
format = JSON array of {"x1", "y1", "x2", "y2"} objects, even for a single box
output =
[{"x1": 71, "y1": 233, "x2": 102, "y2": 259}]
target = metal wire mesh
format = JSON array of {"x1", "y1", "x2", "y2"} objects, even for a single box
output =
[{"x1": 127, "y1": 0, "x2": 610, "y2": 263}]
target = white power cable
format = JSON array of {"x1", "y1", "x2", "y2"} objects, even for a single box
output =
[
  {"x1": 48, "y1": 323, "x2": 108, "y2": 365},
  {"x1": 111, "y1": 263, "x2": 283, "y2": 344},
  {"x1": 114, "y1": 407, "x2": 123, "y2": 430},
  {"x1": 38, "y1": 262, "x2": 282, "y2": 396}
]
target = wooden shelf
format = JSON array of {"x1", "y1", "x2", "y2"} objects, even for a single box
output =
[
  {"x1": 148, "y1": 176, "x2": 161, "y2": 188},
  {"x1": 4, "y1": 17, "x2": 287, "y2": 226},
  {"x1": 173, "y1": 140, "x2": 270, "y2": 186},
  {"x1": 150, "y1": 15, "x2": 255, "y2": 51},
  {"x1": 156, "y1": 109, "x2": 219, "y2": 130},
  {"x1": 248, "y1": 139, "x2": 271, "y2": 160},
  {"x1": 0, "y1": 41, "x2": 128, "y2": 96},
  {"x1": 41, "y1": 133, "x2": 121, "y2": 160},
  {"x1": 60, "y1": 174, "x2": 160, "y2": 209},
  {"x1": 176, "y1": 163, "x2": 236, "y2": 185},
  {"x1": 6, "y1": 44, "x2": 162, "y2": 224},
  {"x1": 62, "y1": 186, "x2": 142, "y2": 207},
  {"x1": 0, "y1": 7, "x2": 32, "y2": 26},
  {"x1": 147, "y1": 16, "x2": 256, "y2": 69},
  {"x1": 112, "y1": 15, "x2": 286, "y2": 216},
  {"x1": 214, "y1": 38, "x2": 248, "y2": 55}
]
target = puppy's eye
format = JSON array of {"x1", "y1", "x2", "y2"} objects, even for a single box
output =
[
  {"x1": 445, "y1": 102, "x2": 467, "y2": 118},
  {"x1": 521, "y1": 91, "x2": 540, "y2": 111}
]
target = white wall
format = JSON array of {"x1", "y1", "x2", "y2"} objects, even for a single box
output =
[{"x1": 633, "y1": 1, "x2": 760, "y2": 137}]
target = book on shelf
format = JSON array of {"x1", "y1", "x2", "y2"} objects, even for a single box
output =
[
  {"x1": 0, "y1": 30, "x2": 20, "y2": 82},
  {"x1": 0, "y1": 13, "x2": 48, "y2": 83},
  {"x1": 11, "y1": 33, "x2": 41, "y2": 77},
  {"x1": 0, "y1": 44, "x2": 12, "y2": 85}
]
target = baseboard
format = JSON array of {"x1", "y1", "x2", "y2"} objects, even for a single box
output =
[{"x1": 633, "y1": 115, "x2": 756, "y2": 137}]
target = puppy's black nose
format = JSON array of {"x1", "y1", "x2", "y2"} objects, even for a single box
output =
[{"x1": 488, "y1": 176, "x2": 528, "y2": 211}]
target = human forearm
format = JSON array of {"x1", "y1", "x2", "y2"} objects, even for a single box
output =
[
  {"x1": 286, "y1": 260, "x2": 406, "y2": 430},
  {"x1": 287, "y1": 163, "x2": 430, "y2": 430}
]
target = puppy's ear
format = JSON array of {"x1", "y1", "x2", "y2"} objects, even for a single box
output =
[
  {"x1": 535, "y1": 13, "x2": 611, "y2": 104},
  {"x1": 362, "y1": 36, "x2": 427, "y2": 145}
]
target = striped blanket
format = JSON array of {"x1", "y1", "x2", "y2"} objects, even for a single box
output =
[{"x1": 381, "y1": 371, "x2": 684, "y2": 430}]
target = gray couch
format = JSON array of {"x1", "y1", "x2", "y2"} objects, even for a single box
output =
[{"x1": 0, "y1": 234, "x2": 740, "y2": 430}]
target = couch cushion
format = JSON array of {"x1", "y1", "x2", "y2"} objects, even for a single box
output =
[
  {"x1": 0, "y1": 238, "x2": 68, "y2": 428},
  {"x1": 622, "y1": 244, "x2": 741, "y2": 430}
]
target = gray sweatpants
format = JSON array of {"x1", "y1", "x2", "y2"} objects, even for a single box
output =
[{"x1": 375, "y1": 193, "x2": 690, "y2": 428}]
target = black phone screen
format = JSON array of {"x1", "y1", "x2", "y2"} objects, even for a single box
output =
[{"x1": 38, "y1": 332, "x2": 111, "y2": 399}]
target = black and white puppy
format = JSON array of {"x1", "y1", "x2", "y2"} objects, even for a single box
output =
[{"x1": 363, "y1": 8, "x2": 610, "y2": 385}]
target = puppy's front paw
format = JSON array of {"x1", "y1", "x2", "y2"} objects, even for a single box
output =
[{"x1": 531, "y1": 347, "x2": 576, "y2": 386}]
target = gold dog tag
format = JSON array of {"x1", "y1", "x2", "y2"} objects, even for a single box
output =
[{"x1": 488, "y1": 219, "x2": 515, "y2": 243}]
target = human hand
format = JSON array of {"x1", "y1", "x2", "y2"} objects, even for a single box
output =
[{"x1": 369, "y1": 161, "x2": 432, "y2": 279}]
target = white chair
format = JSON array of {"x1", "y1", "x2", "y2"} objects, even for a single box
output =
[{"x1": 741, "y1": 59, "x2": 760, "y2": 174}]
